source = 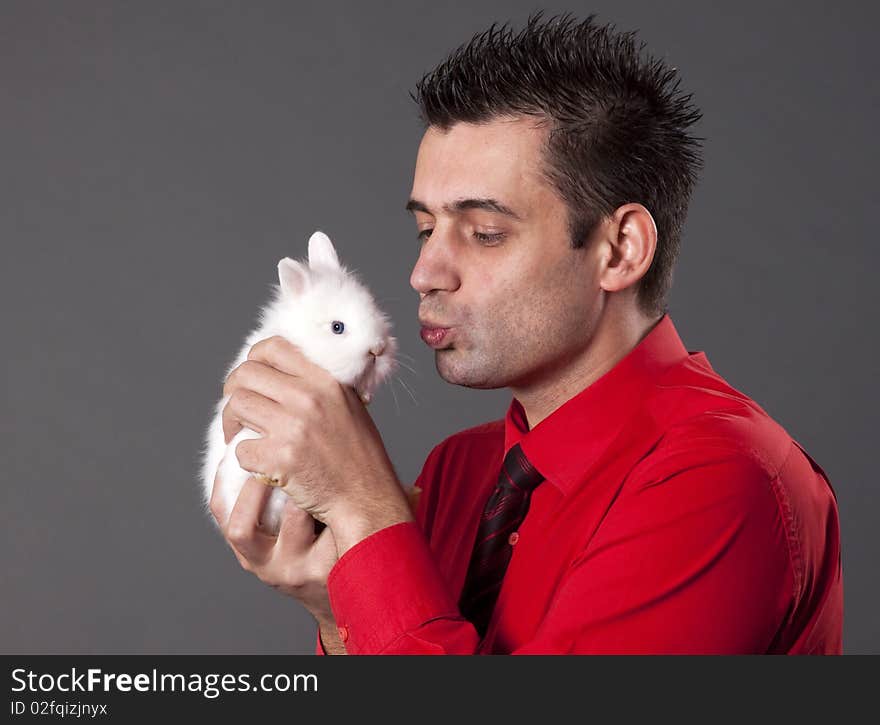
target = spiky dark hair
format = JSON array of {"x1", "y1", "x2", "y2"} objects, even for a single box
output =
[{"x1": 409, "y1": 10, "x2": 704, "y2": 318}]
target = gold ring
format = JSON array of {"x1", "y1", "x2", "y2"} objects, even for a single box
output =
[{"x1": 255, "y1": 473, "x2": 282, "y2": 488}]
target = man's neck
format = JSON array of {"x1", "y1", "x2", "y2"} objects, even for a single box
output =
[{"x1": 511, "y1": 307, "x2": 662, "y2": 429}]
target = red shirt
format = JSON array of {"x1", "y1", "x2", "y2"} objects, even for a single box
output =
[{"x1": 317, "y1": 314, "x2": 843, "y2": 654}]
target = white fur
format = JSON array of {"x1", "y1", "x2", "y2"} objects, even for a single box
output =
[{"x1": 200, "y1": 230, "x2": 398, "y2": 535}]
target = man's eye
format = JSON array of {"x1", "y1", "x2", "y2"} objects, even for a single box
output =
[
  {"x1": 473, "y1": 231, "x2": 505, "y2": 244},
  {"x1": 416, "y1": 229, "x2": 505, "y2": 244}
]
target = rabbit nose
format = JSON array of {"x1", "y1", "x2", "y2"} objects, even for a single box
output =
[{"x1": 370, "y1": 342, "x2": 386, "y2": 357}]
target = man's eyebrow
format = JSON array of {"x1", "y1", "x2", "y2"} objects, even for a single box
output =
[{"x1": 405, "y1": 197, "x2": 524, "y2": 221}]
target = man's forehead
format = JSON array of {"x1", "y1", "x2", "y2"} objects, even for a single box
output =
[
  {"x1": 416, "y1": 118, "x2": 544, "y2": 169},
  {"x1": 410, "y1": 120, "x2": 547, "y2": 217}
]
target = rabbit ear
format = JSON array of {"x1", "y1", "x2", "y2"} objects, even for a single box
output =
[
  {"x1": 278, "y1": 257, "x2": 308, "y2": 296},
  {"x1": 308, "y1": 230, "x2": 341, "y2": 270}
]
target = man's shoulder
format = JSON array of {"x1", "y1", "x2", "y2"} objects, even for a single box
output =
[
  {"x1": 630, "y1": 356, "x2": 840, "y2": 625},
  {"x1": 644, "y1": 356, "x2": 796, "y2": 479},
  {"x1": 650, "y1": 404, "x2": 792, "y2": 480},
  {"x1": 631, "y1": 359, "x2": 839, "y2": 553}
]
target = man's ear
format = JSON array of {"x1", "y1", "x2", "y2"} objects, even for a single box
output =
[
  {"x1": 599, "y1": 203, "x2": 658, "y2": 293},
  {"x1": 278, "y1": 257, "x2": 309, "y2": 296}
]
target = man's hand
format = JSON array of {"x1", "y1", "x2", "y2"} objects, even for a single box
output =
[
  {"x1": 209, "y1": 470, "x2": 347, "y2": 653},
  {"x1": 221, "y1": 335, "x2": 414, "y2": 558},
  {"x1": 210, "y1": 472, "x2": 336, "y2": 620}
]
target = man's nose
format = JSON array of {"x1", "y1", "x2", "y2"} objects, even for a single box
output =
[{"x1": 409, "y1": 225, "x2": 460, "y2": 295}]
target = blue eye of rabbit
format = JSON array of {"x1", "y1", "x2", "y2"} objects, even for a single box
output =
[{"x1": 331, "y1": 321, "x2": 345, "y2": 334}]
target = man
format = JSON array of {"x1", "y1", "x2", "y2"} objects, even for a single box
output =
[{"x1": 212, "y1": 11, "x2": 843, "y2": 654}]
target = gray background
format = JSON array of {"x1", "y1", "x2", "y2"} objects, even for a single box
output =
[{"x1": 1, "y1": 0, "x2": 876, "y2": 654}]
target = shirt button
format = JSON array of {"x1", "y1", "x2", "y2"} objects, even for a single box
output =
[
  {"x1": 508, "y1": 531, "x2": 520, "y2": 546},
  {"x1": 337, "y1": 625, "x2": 350, "y2": 643}
]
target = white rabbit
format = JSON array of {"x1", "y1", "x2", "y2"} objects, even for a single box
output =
[{"x1": 200, "y1": 230, "x2": 399, "y2": 535}]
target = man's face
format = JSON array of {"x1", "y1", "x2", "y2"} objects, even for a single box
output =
[{"x1": 408, "y1": 115, "x2": 607, "y2": 391}]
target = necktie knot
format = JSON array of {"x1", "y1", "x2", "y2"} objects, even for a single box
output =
[{"x1": 501, "y1": 443, "x2": 545, "y2": 494}]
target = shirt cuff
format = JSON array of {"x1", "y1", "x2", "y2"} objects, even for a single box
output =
[{"x1": 326, "y1": 520, "x2": 460, "y2": 654}]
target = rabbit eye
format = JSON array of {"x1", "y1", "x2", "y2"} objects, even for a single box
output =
[{"x1": 331, "y1": 321, "x2": 345, "y2": 334}]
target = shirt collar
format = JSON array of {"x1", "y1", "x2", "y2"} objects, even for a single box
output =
[{"x1": 503, "y1": 313, "x2": 690, "y2": 496}]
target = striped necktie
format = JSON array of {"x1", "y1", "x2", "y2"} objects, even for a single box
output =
[{"x1": 458, "y1": 442, "x2": 546, "y2": 639}]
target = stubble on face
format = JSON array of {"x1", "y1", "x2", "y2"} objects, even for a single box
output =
[
  {"x1": 432, "y1": 247, "x2": 596, "y2": 391},
  {"x1": 411, "y1": 115, "x2": 602, "y2": 393}
]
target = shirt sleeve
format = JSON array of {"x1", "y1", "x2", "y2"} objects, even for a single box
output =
[
  {"x1": 317, "y1": 439, "x2": 480, "y2": 655},
  {"x1": 326, "y1": 521, "x2": 480, "y2": 654},
  {"x1": 325, "y1": 446, "x2": 795, "y2": 654},
  {"x1": 513, "y1": 449, "x2": 796, "y2": 654}
]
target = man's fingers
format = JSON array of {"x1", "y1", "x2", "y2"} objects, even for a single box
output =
[
  {"x1": 225, "y1": 476, "x2": 276, "y2": 563},
  {"x1": 247, "y1": 335, "x2": 330, "y2": 381},
  {"x1": 223, "y1": 360, "x2": 293, "y2": 401},
  {"x1": 274, "y1": 502, "x2": 339, "y2": 584},
  {"x1": 209, "y1": 470, "x2": 228, "y2": 526},
  {"x1": 230, "y1": 545, "x2": 253, "y2": 572},
  {"x1": 222, "y1": 417, "x2": 243, "y2": 447},
  {"x1": 222, "y1": 389, "x2": 288, "y2": 446},
  {"x1": 276, "y1": 500, "x2": 319, "y2": 556}
]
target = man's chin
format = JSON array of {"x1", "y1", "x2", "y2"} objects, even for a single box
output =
[{"x1": 434, "y1": 352, "x2": 504, "y2": 390}]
